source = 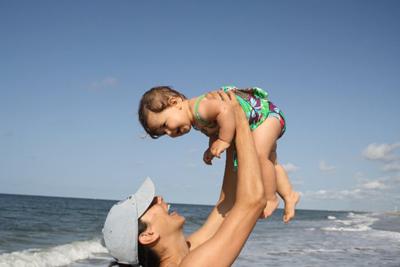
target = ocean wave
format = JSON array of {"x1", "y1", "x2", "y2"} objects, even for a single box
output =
[
  {"x1": 322, "y1": 213, "x2": 378, "y2": 232},
  {"x1": 368, "y1": 229, "x2": 400, "y2": 241},
  {"x1": 322, "y1": 225, "x2": 372, "y2": 232},
  {"x1": 0, "y1": 239, "x2": 109, "y2": 267}
]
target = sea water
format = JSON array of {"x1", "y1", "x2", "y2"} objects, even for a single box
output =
[{"x1": 0, "y1": 194, "x2": 399, "y2": 267}]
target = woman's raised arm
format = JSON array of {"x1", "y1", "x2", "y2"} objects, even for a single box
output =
[{"x1": 182, "y1": 90, "x2": 267, "y2": 267}]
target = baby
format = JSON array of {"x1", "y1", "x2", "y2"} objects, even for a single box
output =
[{"x1": 138, "y1": 85, "x2": 300, "y2": 222}]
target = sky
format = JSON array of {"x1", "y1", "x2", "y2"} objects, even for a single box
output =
[{"x1": 0, "y1": 0, "x2": 399, "y2": 212}]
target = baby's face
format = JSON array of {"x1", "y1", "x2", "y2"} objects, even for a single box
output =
[{"x1": 146, "y1": 105, "x2": 192, "y2": 138}]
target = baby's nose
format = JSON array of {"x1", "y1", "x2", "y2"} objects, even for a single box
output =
[{"x1": 165, "y1": 129, "x2": 177, "y2": 137}]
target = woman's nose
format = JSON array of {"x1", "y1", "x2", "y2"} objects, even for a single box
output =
[{"x1": 156, "y1": 196, "x2": 163, "y2": 203}]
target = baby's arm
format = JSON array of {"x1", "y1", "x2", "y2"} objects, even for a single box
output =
[
  {"x1": 197, "y1": 97, "x2": 236, "y2": 158},
  {"x1": 216, "y1": 104, "x2": 235, "y2": 144},
  {"x1": 203, "y1": 135, "x2": 218, "y2": 165},
  {"x1": 210, "y1": 107, "x2": 235, "y2": 158}
]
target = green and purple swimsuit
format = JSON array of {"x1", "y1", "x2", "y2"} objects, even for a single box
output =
[{"x1": 194, "y1": 85, "x2": 287, "y2": 168}]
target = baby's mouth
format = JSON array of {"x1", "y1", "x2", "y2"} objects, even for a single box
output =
[{"x1": 179, "y1": 126, "x2": 190, "y2": 135}]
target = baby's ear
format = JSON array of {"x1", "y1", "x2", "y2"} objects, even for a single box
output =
[{"x1": 168, "y1": 96, "x2": 182, "y2": 106}]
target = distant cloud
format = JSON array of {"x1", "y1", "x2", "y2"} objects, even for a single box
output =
[
  {"x1": 89, "y1": 77, "x2": 118, "y2": 91},
  {"x1": 362, "y1": 142, "x2": 400, "y2": 161},
  {"x1": 361, "y1": 180, "x2": 387, "y2": 190},
  {"x1": 303, "y1": 178, "x2": 389, "y2": 201},
  {"x1": 362, "y1": 142, "x2": 400, "y2": 174},
  {"x1": 303, "y1": 188, "x2": 362, "y2": 200},
  {"x1": 282, "y1": 163, "x2": 299, "y2": 173},
  {"x1": 303, "y1": 142, "x2": 400, "y2": 209},
  {"x1": 319, "y1": 160, "x2": 335, "y2": 172},
  {"x1": 382, "y1": 161, "x2": 400, "y2": 172}
]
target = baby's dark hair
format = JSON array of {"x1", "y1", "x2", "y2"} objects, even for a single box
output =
[{"x1": 138, "y1": 86, "x2": 186, "y2": 139}]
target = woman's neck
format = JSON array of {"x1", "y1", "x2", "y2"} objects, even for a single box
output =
[{"x1": 158, "y1": 231, "x2": 189, "y2": 267}]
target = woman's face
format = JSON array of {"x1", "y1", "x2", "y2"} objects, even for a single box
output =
[{"x1": 140, "y1": 196, "x2": 185, "y2": 235}]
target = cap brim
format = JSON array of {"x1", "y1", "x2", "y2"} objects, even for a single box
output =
[
  {"x1": 102, "y1": 177, "x2": 156, "y2": 264},
  {"x1": 135, "y1": 177, "x2": 155, "y2": 217}
]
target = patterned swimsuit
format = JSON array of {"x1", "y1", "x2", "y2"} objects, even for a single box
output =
[{"x1": 194, "y1": 85, "x2": 287, "y2": 168}]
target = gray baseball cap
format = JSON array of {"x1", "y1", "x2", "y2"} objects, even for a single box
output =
[{"x1": 102, "y1": 177, "x2": 155, "y2": 264}]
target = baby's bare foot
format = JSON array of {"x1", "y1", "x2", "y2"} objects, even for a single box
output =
[
  {"x1": 260, "y1": 197, "x2": 279, "y2": 219},
  {"x1": 283, "y1": 191, "x2": 300, "y2": 223}
]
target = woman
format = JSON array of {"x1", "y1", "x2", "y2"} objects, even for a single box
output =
[{"x1": 103, "y1": 90, "x2": 267, "y2": 266}]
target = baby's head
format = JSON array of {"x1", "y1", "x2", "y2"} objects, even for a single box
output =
[{"x1": 138, "y1": 86, "x2": 188, "y2": 139}]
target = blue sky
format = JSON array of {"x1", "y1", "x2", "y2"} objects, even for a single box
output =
[{"x1": 1, "y1": 0, "x2": 399, "y2": 211}]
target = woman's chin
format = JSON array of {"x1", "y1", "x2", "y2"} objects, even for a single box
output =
[{"x1": 172, "y1": 212, "x2": 186, "y2": 226}]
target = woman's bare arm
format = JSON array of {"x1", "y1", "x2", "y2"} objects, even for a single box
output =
[
  {"x1": 182, "y1": 91, "x2": 266, "y2": 267},
  {"x1": 187, "y1": 146, "x2": 237, "y2": 248}
]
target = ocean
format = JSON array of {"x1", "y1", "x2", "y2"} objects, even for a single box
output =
[{"x1": 0, "y1": 193, "x2": 399, "y2": 267}]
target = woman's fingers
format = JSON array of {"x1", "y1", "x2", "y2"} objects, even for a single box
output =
[
  {"x1": 227, "y1": 90, "x2": 237, "y2": 102},
  {"x1": 216, "y1": 90, "x2": 228, "y2": 101},
  {"x1": 217, "y1": 90, "x2": 239, "y2": 108},
  {"x1": 205, "y1": 90, "x2": 221, "y2": 99},
  {"x1": 206, "y1": 89, "x2": 239, "y2": 109}
]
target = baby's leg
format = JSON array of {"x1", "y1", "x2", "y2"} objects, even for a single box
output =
[
  {"x1": 275, "y1": 164, "x2": 300, "y2": 223},
  {"x1": 270, "y1": 148, "x2": 300, "y2": 222},
  {"x1": 252, "y1": 117, "x2": 281, "y2": 218}
]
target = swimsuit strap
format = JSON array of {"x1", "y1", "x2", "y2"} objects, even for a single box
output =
[{"x1": 194, "y1": 94, "x2": 214, "y2": 127}]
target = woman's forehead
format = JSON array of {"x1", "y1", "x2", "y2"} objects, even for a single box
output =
[{"x1": 141, "y1": 196, "x2": 162, "y2": 220}]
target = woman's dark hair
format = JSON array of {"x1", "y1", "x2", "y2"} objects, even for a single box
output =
[
  {"x1": 108, "y1": 220, "x2": 160, "y2": 267},
  {"x1": 138, "y1": 86, "x2": 187, "y2": 139},
  {"x1": 137, "y1": 219, "x2": 160, "y2": 267},
  {"x1": 108, "y1": 261, "x2": 132, "y2": 267}
]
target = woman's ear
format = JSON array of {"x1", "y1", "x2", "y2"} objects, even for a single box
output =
[{"x1": 138, "y1": 228, "x2": 160, "y2": 246}]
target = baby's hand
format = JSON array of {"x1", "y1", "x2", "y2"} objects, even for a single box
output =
[
  {"x1": 210, "y1": 139, "x2": 230, "y2": 158},
  {"x1": 203, "y1": 148, "x2": 214, "y2": 165}
]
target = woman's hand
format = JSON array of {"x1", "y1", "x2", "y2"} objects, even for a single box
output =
[{"x1": 206, "y1": 89, "x2": 240, "y2": 109}]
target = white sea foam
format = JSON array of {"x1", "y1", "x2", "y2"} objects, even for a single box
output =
[
  {"x1": 327, "y1": 216, "x2": 336, "y2": 220},
  {"x1": 322, "y1": 213, "x2": 378, "y2": 232},
  {"x1": 0, "y1": 239, "x2": 109, "y2": 267},
  {"x1": 322, "y1": 225, "x2": 372, "y2": 232},
  {"x1": 301, "y1": 248, "x2": 344, "y2": 254}
]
